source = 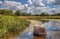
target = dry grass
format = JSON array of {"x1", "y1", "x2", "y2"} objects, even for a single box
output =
[{"x1": 19, "y1": 16, "x2": 60, "y2": 19}]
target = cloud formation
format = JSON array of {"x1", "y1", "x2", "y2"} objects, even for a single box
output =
[
  {"x1": 3, "y1": 1, "x2": 24, "y2": 10},
  {"x1": 53, "y1": 0, "x2": 60, "y2": 5},
  {"x1": 47, "y1": 0, "x2": 55, "y2": 3},
  {"x1": 0, "y1": 1, "x2": 3, "y2": 4},
  {"x1": 32, "y1": 0, "x2": 45, "y2": 7},
  {"x1": 47, "y1": 0, "x2": 60, "y2": 5},
  {"x1": 0, "y1": 0, "x2": 60, "y2": 14}
]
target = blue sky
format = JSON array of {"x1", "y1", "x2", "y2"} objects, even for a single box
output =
[
  {"x1": 0, "y1": 0, "x2": 28, "y2": 4},
  {"x1": 16, "y1": 0, "x2": 54, "y2": 8},
  {"x1": 12, "y1": 0, "x2": 55, "y2": 8},
  {"x1": 0, "y1": 0, "x2": 54, "y2": 8},
  {"x1": 0, "y1": 0, "x2": 60, "y2": 14},
  {"x1": 12, "y1": 0, "x2": 28, "y2": 4}
]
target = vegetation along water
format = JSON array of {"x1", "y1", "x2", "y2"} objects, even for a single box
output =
[{"x1": 0, "y1": 15, "x2": 30, "y2": 39}]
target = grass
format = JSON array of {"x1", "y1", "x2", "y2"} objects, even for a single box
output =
[
  {"x1": 0, "y1": 15, "x2": 30, "y2": 39},
  {"x1": 19, "y1": 16, "x2": 60, "y2": 19}
]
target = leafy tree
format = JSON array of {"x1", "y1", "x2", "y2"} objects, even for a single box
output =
[
  {"x1": 21, "y1": 12, "x2": 31, "y2": 16},
  {"x1": 51, "y1": 13, "x2": 60, "y2": 16},
  {"x1": 40, "y1": 12, "x2": 46, "y2": 16},
  {"x1": 34, "y1": 14, "x2": 40, "y2": 16},
  {"x1": 15, "y1": 10, "x2": 21, "y2": 16},
  {"x1": 27, "y1": 13, "x2": 31, "y2": 16},
  {"x1": 55, "y1": 13, "x2": 60, "y2": 16},
  {"x1": 15, "y1": 10, "x2": 32, "y2": 16},
  {"x1": 40, "y1": 12, "x2": 49, "y2": 16},
  {"x1": 0, "y1": 9, "x2": 13, "y2": 15}
]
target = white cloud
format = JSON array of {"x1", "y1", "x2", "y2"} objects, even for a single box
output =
[
  {"x1": 0, "y1": 1, "x2": 3, "y2": 4},
  {"x1": 21, "y1": 0, "x2": 60, "y2": 14},
  {"x1": 24, "y1": 4, "x2": 28, "y2": 7},
  {"x1": 3, "y1": 1, "x2": 24, "y2": 10},
  {"x1": 32, "y1": 0, "x2": 45, "y2": 7},
  {"x1": 53, "y1": 0, "x2": 60, "y2": 5},
  {"x1": 47, "y1": 0, "x2": 55, "y2": 3},
  {"x1": 0, "y1": 0, "x2": 47, "y2": 14},
  {"x1": 27, "y1": 0, "x2": 32, "y2": 4},
  {"x1": 47, "y1": 0, "x2": 60, "y2": 5},
  {"x1": 21, "y1": 0, "x2": 45, "y2": 14},
  {"x1": 0, "y1": 0, "x2": 60, "y2": 14}
]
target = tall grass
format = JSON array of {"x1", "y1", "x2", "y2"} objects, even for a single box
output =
[{"x1": 0, "y1": 15, "x2": 30, "y2": 39}]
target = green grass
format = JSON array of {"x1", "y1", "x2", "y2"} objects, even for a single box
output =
[{"x1": 0, "y1": 15, "x2": 30, "y2": 39}]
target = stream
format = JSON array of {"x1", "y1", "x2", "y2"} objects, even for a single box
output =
[{"x1": 14, "y1": 20, "x2": 60, "y2": 39}]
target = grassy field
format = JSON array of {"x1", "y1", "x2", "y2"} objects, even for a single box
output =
[
  {"x1": 19, "y1": 16, "x2": 60, "y2": 19},
  {"x1": 0, "y1": 15, "x2": 30, "y2": 39}
]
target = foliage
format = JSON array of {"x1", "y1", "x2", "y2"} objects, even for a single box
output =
[
  {"x1": 15, "y1": 10, "x2": 21, "y2": 16},
  {"x1": 0, "y1": 9, "x2": 60, "y2": 16},
  {"x1": 0, "y1": 9, "x2": 14, "y2": 15},
  {"x1": 15, "y1": 10, "x2": 31, "y2": 16},
  {"x1": 0, "y1": 16, "x2": 30, "y2": 38},
  {"x1": 51, "y1": 13, "x2": 60, "y2": 16}
]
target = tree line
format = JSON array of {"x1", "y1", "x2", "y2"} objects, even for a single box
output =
[{"x1": 0, "y1": 9, "x2": 60, "y2": 16}]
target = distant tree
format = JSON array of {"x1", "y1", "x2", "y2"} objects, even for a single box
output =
[
  {"x1": 0, "y1": 9, "x2": 13, "y2": 15},
  {"x1": 40, "y1": 12, "x2": 49, "y2": 16},
  {"x1": 21, "y1": 12, "x2": 27, "y2": 16},
  {"x1": 45, "y1": 13, "x2": 50, "y2": 16},
  {"x1": 15, "y1": 10, "x2": 21, "y2": 16},
  {"x1": 22, "y1": 12, "x2": 31, "y2": 16},
  {"x1": 40, "y1": 12, "x2": 46, "y2": 16},
  {"x1": 55, "y1": 13, "x2": 60, "y2": 16},
  {"x1": 34, "y1": 14, "x2": 40, "y2": 16},
  {"x1": 51, "y1": 13, "x2": 60, "y2": 16},
  {"x1": 28, "y1": 13, "x2": 31, "y2": 16},
  {"x1": 15, "y1": 10, "x2": 32, "y2": 16}
]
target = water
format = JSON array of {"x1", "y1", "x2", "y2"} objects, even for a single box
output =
[
  {"x1": 14, "y1": 21, "x2": 35, "y2": 39},
  {"x1": 41, "y1": 20, "x2": 60, "y2": 39},
  {"x1": 14, "y1": 20, "x2": 60, "y2": 39}
]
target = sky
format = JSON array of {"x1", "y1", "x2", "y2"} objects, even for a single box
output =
[{"x1": 0, "y1": 0, "x2": 60, "y2": 14}]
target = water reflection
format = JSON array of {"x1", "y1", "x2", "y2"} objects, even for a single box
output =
[
  {"x1": 14, "y1": 20, "x2": 60, "y2": 39},
  {"x1": 14, "y1": 22, "x2": 34, "y2": 39},
  {"x1": 41, "y1": 20, "x2": 60, "y2": 39}
]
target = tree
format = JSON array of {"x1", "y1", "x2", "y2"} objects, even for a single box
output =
[
  {"x1": 15, "y1": 10, "x2": 32, "y2": 16},
  {"x1": 34, "y1": 14, "x2": 40, "y2": 16},
  {"x1": 40, "y1": 12, "x2": 49, "y2": 16},
  {"x1": 15, "y1": 10, "x2": 21, "y2": 16},
  {"x1": 55, "y1": 13, "x2": 60, "y2": 16},
  {"x1": 28, "y1": 13, "x2": 31, "y2": 16},
  {"x1": 40, "y1": 12, "x2": 46, "y2": 16},
  {"x1": 0, "y1": 9, "x2": 13, "y2": 15},
  {"x1": 51, "y1": 13, "x2": 60, "y2": 16}
]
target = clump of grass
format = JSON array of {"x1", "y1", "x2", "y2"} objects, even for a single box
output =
[{"x1": 0, "y1": 15, "x2": 30, "y2": 39}]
